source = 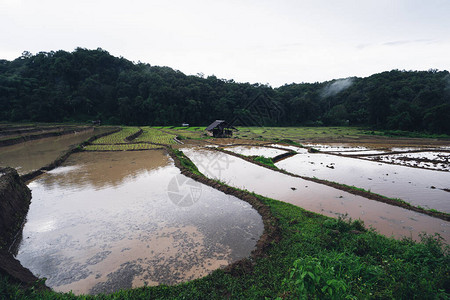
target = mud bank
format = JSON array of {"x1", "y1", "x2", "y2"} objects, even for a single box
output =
[
  {"x1": 0, "y1": 167, "x2": 44, "y2": 288},
  {"x1": 0, "y1": 167, "x2": 31, "y2": 248}
]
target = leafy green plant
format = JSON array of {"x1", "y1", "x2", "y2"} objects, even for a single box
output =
[{"x1": 283, "y1": 256, "x2": 348, "y2": 299}]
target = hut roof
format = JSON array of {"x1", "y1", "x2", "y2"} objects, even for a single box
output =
[{"x1": 205, "y1": 120, "x2": 237, "y2": 131}]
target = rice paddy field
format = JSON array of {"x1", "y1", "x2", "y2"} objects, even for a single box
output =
[
  {"x1": 85, "y1": 126, "x2": 179, "y2": 151},
  {"x1": 233, "y1": 126, "x2": 369, "y2": 141},
  {"x1": 1, "y1": 124, "x2": 449, "y2": 299}
]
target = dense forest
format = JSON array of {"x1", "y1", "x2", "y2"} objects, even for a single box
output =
[{"x1": 1, "y1": 48, "x2": 449, "y2": 133}]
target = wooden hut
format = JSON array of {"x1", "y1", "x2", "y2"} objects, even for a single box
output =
[{"x1": 205, "y1": 120, "x2": 237, "y2": 138}]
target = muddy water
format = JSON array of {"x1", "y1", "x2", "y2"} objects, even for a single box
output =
[
  {"x1": 224, "y1": 146, "x2": 287, "y2": 158},
  {"x1": 183, "y1": 148, "x2": 450, "y2": 243},
  {"x1": 362, "y1": 151, "x2": 450, "y2": 172},
  {"x1": 16, "y1": 151, "x2": 263, "y2": 295},
  {"x1": 0, "y1": 128, "x2": 107, "y2": 175},
  {"x1": 276, "y1": 153, "x2": 450, "y2": 213}
]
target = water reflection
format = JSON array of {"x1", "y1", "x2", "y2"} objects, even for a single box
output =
[
  {"x1": 224, "y1": 146, "x2": 287, "y2": 158},
  {"x1": 17, "y1": 150, "x2": 263, "y2": 295},
  {"x1": 276, "y1": 153, "x2": 450, "y2": 212},
  {"x1": 184, "y1": 148, "x2": 450, "y2": 243}
]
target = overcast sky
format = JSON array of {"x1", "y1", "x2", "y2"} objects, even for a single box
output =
[{"x1": 1, "y1": 0, "x2": 449, "y2": 86}]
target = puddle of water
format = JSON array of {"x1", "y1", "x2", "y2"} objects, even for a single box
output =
[
  {"x1": 183, "y1": 148, "x2": 450, "y2": 243},
  {"x1": 276, "y1": 153, "x2": 450, "y2": 212},
  {"x1": 0, "y1": 128, "x2": 107, "y2": 175},
  {"x1": 16, "y1": 151, "x2": 263, "y2": 295},
  {"x1": 224, "y1": 146, "x2": 287, "y2": 158}
]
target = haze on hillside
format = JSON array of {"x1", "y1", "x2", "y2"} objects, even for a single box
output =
[{"x1": 1, "y1": 0, "x2": 450, "y2": 87}]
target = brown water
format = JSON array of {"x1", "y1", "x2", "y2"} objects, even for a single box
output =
[
  {"x1": 16, "y1": 151, "x2": 263, "y2": 295},
  {"x1": 0, "y1": 128, "x2": 107, "y2": 175},
  {"x1": 276, "y1": 153, "x2": 450, "y2": 213},
  {"x1": 183, "y1": 148, "x2": 450, "y2": 243}
]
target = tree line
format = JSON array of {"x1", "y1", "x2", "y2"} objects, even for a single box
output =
[{"x1": 1, "y1": 48, "x2": 449, "y2": 134}]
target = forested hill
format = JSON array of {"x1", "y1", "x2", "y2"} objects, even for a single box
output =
[{"x1": 1, "y1": 48, "x2": 449, "y2": 133}]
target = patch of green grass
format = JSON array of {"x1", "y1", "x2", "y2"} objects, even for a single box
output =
[
  {"x1": 171, "y1": 148, "x2": 202, "y2": 176},
  {"x1": 234, "y1": 126, "x2": 369, "y2": 141},
  {"x1": 365, "y1": 130, "x2": 450, "y2": 139},
  {"x1": 253, "y1": 156, "x2": 277, "y2": 168},
  {"x1": 162, "y1": 127, "x2": 208, "y2": 140}
]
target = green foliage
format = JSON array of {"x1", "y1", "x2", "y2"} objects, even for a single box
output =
[
  {"x1": 365, "y1": 129, "x2": 450, "y2": 139},
  {"x1": 253, "y1": 156, "x2": 277, "y2": 168},
  {"x1": 282, "y1": 255, "x2": 349, "y2": 299},
  {"x1": 1, "y1": 50, "x2": 449, "y2": 134}
]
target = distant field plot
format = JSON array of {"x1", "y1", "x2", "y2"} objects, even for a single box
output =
[
  {"x1": 234, "y1": 127, "x2": 368, "y2": 141},
  {"x1": 92, "y1": 127, "x2": 139, "y2": 144},
  {"x1": 161, "y1": 127, "x2": 207, "y2": 139},
  {"x1": 84, "y1": 143, "x2": 161, "y2": 151},
  {"x1": 86, "y1": 126, "x2": 177, "y2": 151},
  {"x1": 135, "y1": 127, "x2": 177, "y2": 144}
]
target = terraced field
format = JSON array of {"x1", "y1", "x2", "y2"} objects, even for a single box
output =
[
  {"x1": 85, "y1": 127, "x2": 178, "y2": 151},
  {"x1": 135, "y1": 127, "x2": 177, "y2": 144},
  {"x1": 92, "y1": 127, "x2": 140, "y2": 144}
]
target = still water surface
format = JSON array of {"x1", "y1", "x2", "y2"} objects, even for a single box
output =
[
  {"x1": 276, "y1": 153, "x2": 450, "y2": 213},
  {"x1": 184, "y1": 148, "x2": 449, "y2": 243},
  {"x1": 0, "y1": 128, "x2": 107, "y2": 175},
  {"x1": 16, "y1": 151, "x2": 263, "y2": 295}
]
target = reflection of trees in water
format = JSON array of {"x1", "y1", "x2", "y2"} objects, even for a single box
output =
[{"x1": 38, "y1": 151, "x2": 170, "y2": 189}]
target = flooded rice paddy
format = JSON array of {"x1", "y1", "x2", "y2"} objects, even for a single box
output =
[
  {"x1": 183, "y1": 148, "x2": 450, "y2": 242},
  {"x1": 0, "y1": 128, "x2": 108, "y2": 175},
  {"x1": 303, "y1": 143, "x2": 450, "y2": 171},
  {"x1": 16, "y1": 150, "x2": 263, "y2": 295},
  {"x1": 361, "y1": 151, "x2": 450, "y2": 171},
  {"x1": 223, "y1": 145, "x2": 288, "y2": 158},
  {"x1": 276, "y1": 153, "x2": 450, "y2": 213}
]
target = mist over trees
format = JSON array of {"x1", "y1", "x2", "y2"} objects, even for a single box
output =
[{"x1": 1, "y1": 48, "x2": 449, "y2": 134}]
